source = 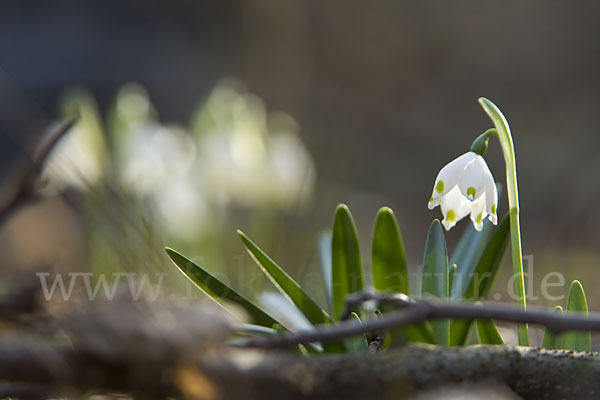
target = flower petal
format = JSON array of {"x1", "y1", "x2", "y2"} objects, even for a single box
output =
[
  {"x1": 458, "y1": 155, "x2": 489, "y2": 201},
  {"x1": 470, "y1": 195, "x2": 486, "y2": 231},
  {"x1": 440, "y1": 186, "x2": 471, "y2": 231},
  {"x1": 484, "y1": 177, "x2": 498, "y2": 225},
  {"x1": 430, "y1": 152, "x2": 477, "y2": 202},
  {"x1": 428, "y1": 195, "x2": 442, "y2": 210}
]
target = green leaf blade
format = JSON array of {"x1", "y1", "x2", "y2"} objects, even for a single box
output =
[
  {"x1": 372, "y1": 207, "x2": 409, "y2": 295},
  {"x1": 331, "y1": 204, "x2": 364, "y2": 321},
  {"x1": 449, "y1": 214, "x2": 510, "y2": 346},
  {"x1": 166, "y1": 247, "x2": 279, "y2": 328},
  {"x1": 564, "y1": 280, "x2": 591, "y2": 352},
  {"x1": 541, "y1": 306, "x2": 564, "y2": 349},
  {"x1": 422, "y1": 219, "x2": 448, "y2": 299},
  {"x1": 317, "y1": 231, "x2": 333, "y2": 311},
  {"x1": 404, "y1": 322, "x2": 438, "y2": 344},
  {"x1": 448, "y1": 264, "x2": 457, "y2": 293},
  {"x1": 462, "y1": 214, "x2": 510, "y2": 301},
  {"x1": 343, "y1": 312, "x2": 369, "y2": 352},
  {"x1": 449, "y1": 319, "x2": 471, "y2": 346},
  {"x1": 476, "y1": 320, "x2": 504, "y2": 345},
  {"x1": 475, "y1": 303, "x2": 504, "y2": 345},
  {"x1": 422, "y1": 219, "x2": 449, "y2": 345},
  {"x1": 450, "y1": 221, "x2": 493, "y2": 299},
  {"x1": 237, "y1": 231, "x2": 331, "y2": 326}
]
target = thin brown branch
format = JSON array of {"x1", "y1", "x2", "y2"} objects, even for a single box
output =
[
  {"x1": 0, "y1": 115, "x2": 77, "y2": 225},
  {"x1": 31, "y1": 116, "x2": 79, "y2": 172},
  {"x1": 239, "y1": 292, "x2": 600, "y2": 349}
]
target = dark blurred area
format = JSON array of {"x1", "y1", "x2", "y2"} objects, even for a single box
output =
[{"x1": 1, "y1": 0, "x2": 600, "y2": 313}]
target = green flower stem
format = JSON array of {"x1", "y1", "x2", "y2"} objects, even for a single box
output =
[{"x1": 478, "y1": 97, "x2": 529, "y2": 346}]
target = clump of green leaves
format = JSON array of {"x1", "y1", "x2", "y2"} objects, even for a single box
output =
[
  {"x1": 167, "y1": 201, "x2": 540, "y2": 352},
  {"x1": 541, "y1": 280, "x2": 591, "y2": 352}
]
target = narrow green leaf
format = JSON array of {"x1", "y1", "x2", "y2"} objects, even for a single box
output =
[
  {"x1": 449, "y1": 214, "x2": 510, "y2": 346},
  {"x1": 563, "y1": 281, "x2": 591, "y2": 352},
  {"x1": 317, "y1": 231, "x2": 333, "y2": 310},
  {"x1": 259, "y1": 292, "x2": 314, "y2": 331},
  {"x1": 462, "y1": 214, "x2": 510, "y2": 300},
  {"x1": 273, "y1": 323, "x2": 322, "y2": 354},
  {"x1": 450, "y1": 222, "x2": 493, "y2": 299},
  {"x1": 541, "y1": 306, "x2": 564, "y2": 349},
  {"x1": 166, "y1": 247, "x2": 279, "y2": 328},
  {"x1": 331, "y1": 204, "x2": 364, "y2": 321},
  {"x1": 235, "y1": 324, "x2": 278, "y2": 336},
  {"x1": 476, "y1": 318, "x2": 504, "y2": 345},
  {"x1": 422, "y1": 219, "x2": 449, "y2": 345},
  {"x1": 371, "y1": 208, "x2": 411, "y2": 346},
  {"x1": 422, "y1": 220, "x2": 449, "y2": 298},
  {"x1": 298, "y1": 343, "x2": 324, "y2": 355},
  {"x1": 449, "y1": 319, "x2": 470, "y2": 346},
  {"x1": 404, "y1": 322, "x2": 438, "y2": 344},
  {"x1": 372, "y1": 207, "x2": 409, "y2": 295},
  {"x1": 448, "y1": 264, "x2": 457, "y2": 293},
  {"x1": 272, "y1": 322, "x2": 323, "y2": 354},
  {"x1": 379, "y1": 304, "x2": 436, "y2": 344},
  {"x1": 239, "y1": 233, "x2": 349, "y2": 354},
  {"x1": 343, "y1": 312, "x2": 369, "y2": 352},
  {"x1": 238, "y1": 231, "x2": 332, "y2": 325}
]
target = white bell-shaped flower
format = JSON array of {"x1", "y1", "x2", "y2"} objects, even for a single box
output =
[{"x1": 428, "y1": 151, "x2": 498, "y2": 231}]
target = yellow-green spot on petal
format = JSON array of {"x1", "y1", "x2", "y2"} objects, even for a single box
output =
[
  {"x1": 467, "y1": 187, "x2": 476, "y2": 199},
  {"x1": 492, "y1": 204, "x2": 497, "y2": 215},
  {"x1": 429, "y1": 195, "x2": 433, "y2": 203},
  {"x1": 476, "y1": 212, "x2": 482, "y2": 225},
  {"x1": 435, "y1": 180, "x2": 444, "y2": 194},
  {"x1": 447, "y1": 209, "x2": 456, "y2": 222}
]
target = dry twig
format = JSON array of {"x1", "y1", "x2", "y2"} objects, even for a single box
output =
[
  {"x1": 239, "y1": 292, "x2": 600, "y2": 349},
  {"x1": 0, "y1": 116, "x2": 77, "y2": 225}
]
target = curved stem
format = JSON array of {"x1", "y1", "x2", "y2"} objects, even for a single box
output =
[{"x1": 478, "y1": 98, "x2": 529, "y2": 346}]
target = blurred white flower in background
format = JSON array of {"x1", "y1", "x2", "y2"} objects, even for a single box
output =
[
  {"x1": 193, "y1": 83, "x2": 315, "y2": 209},
  {"x1": 42, "y1": 80, "x2": 316, "y2": 241}
]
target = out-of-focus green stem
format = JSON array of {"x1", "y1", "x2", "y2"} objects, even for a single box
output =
[{"x1": 478, "y1": 98, "x2": 529, "y2": 346}]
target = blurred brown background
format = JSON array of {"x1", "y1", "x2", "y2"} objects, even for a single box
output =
[{"x1": 1, "y1": 0, "x2": 599, "y2": 316}]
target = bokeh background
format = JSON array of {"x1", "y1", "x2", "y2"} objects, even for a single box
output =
[{"x1": 1, "y1": 0, "x2": 600, "y2": 343}]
